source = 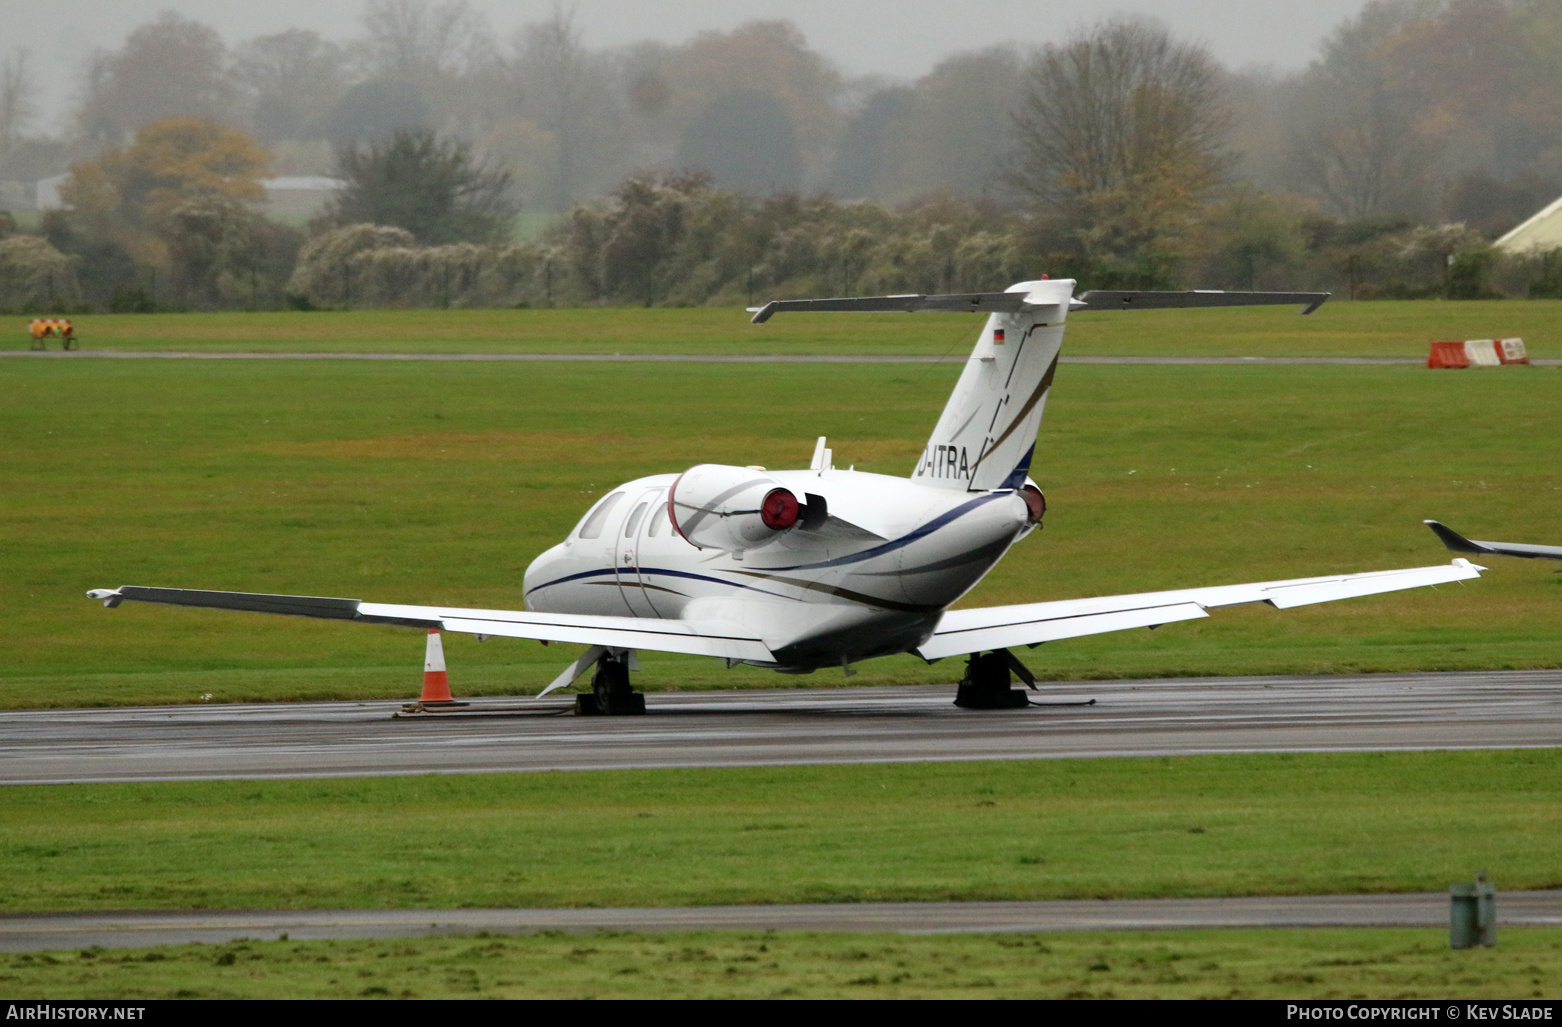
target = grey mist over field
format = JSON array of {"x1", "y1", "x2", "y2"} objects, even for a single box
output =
[
  {"x1": 2, "y1": 0, "x2": 1560, "y2": 316},
  {"x1": 11, "y1": 0, "x2": 1366, "y2": 125}
]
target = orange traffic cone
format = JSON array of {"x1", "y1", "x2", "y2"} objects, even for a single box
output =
[{"x1": 417, "y1": 630, "x2": 466, "y2": 707}]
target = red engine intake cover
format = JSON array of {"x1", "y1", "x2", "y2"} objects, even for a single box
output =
[{"x1": 760, "y1": 488, "x2": 800, "y2": 530}]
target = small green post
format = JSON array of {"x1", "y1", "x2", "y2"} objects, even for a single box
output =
[{"x1": 1450, "y1": 872, "x2": 1496, "y2": 949}]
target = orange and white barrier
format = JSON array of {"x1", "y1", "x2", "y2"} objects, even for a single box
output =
[
  {"x1": 419, "y1": 630, "x2": 457, "y2": 704},
  {"x1": 1428, "y1": 338, "x2": 1528, "y2": 368},
  {"x1": 28, "y1": 319, "x2": 76, "y2": 350}
]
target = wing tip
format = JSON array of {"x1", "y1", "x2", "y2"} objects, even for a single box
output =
[{"x1": 1424, "y1": 519, "x2": 1489, "y2": 555}]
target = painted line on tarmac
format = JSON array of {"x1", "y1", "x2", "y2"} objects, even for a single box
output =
[
  {"x1": 2, "y1": 892, "x2": 1559, "y2": 951},
  {"x1": 9, "y1": 351, "x2": 1556, "y2": 365}
]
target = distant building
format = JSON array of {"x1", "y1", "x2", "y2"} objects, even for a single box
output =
[
  {"x1": 35, "y1": 174, "x2": 67, "y2": 210},
  {"x1": 261, "y1": 176, "x2": 344, "y2": 218},
  {"x1": 0, "y1": 174, "x2": 68, "y2": 212},
  {"x1": 1, "y1": 175, "x2": 346, "y2": 216},
  {"x1": 1494, "y1": 195, "x2": 1562, "y2": 254}
]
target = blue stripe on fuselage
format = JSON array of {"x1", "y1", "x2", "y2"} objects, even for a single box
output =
[
  {"x1": 769, "y1": 492, "x2": 1009, "y2": 571},
  {"x1": 524, "y1": 565, "x2": 794, "y2": 600}
]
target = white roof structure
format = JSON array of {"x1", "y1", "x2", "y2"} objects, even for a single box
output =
[
  {"x1": 35, "y1": 174, "x2": 68, "y2": 211},
  {"x1": 1494, "y1": 194, "x2": 1562, "y2": 254},
  {"x1": 261, "y1": 176, "x2": 345, "y2": 193},
  {"x1": 259, "y1": 177, "x2": 344, "y2": 217}
]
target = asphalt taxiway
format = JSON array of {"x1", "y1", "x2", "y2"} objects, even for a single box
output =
[
  {"x1": 1, "y1": 669, "x2": 1557, "y2": 785},
  {"x1": 4, "y1": 892, "x2": 1561, "y2": 952}
]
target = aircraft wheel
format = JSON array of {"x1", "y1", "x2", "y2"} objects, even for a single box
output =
[
  {"x1": 954, "y1": 652, "x2": 1029, "y2": 709},
  {"x1": 589, "y1": 658, "x2": 645, "y2": 716}
]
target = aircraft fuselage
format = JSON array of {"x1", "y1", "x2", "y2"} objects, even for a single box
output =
[{"x1": 523, "y1": 468, "x2": 1035, "y2": 670}]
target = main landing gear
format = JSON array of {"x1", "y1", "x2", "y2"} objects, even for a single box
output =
[
  {"x1": 575, "y1": 651, "x2": 646, "y2": 716},
  {"x1": 954, "y1": 649, "x2": 1037, "y2": 709}
]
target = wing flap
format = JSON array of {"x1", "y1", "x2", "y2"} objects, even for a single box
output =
[
  {"x1": 916, "y1": 560, "x2": 1483, "y2": 659},
  {"x1": 438, "y1": 615, "x2": 772, "y2": 661},
  {"x1": 1258, "y1": 563, "x2": 1482, "y2": 608},
  {"x1": 917, "y1": 602, "x2": 1207, "y2": 661}
]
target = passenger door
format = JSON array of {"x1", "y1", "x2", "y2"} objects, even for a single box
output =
[{"x1": 613, "y1": 488, "x2": 663, "y2": 617}]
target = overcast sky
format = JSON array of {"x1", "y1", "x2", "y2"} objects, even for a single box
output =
[{"x1": 10, "y1": 0, "x2": 1367, "y2": 128}]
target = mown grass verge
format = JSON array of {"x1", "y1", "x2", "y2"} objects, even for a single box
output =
[
  {"x1": 5, "y1": 927, "x2": 1558, "y2": 999},
  {"x1": 2, "y1": 356, "x2": 1559, "y2": 707},
  {"x1": 0, "y1": 752, "x2": 1556, "y2": 913},
  {"x1": 5, "y1": 298, "x2": 1560, "y2": 357}
]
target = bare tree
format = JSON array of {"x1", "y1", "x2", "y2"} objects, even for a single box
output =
[
  {"x1": 73, "y1": 14, "x2": 242, "y2": 148},
  {"x1": 0, "y1": 51, "x2": 36, "y2": 153},
  {"x1": 851, "y1": 47, "x2": 1026, "y2": 202},
  {"x1": 74, "y1": 14, "x2": 240, "y2": 147},
  {"x1": 356, "y1": 0, "x2": 501, "y2": 140},
  {"x1": 233, "y1": 30, "x2": 350, "y2": 143},
  {"x1": 358, "y1": 0, "x2": 493, "y2": 84},
  {"x1": 1286, "y1": 3, "x2": 1441, "y2": 219},
  {"x1": 511, "y1": 4, "x2": 622, "y2": 210},
  {"x1": 1011, "y1": 19, "x2": 1231, "y2": 282},
  {"x1": 1013, "y1": 20, "x2": 1230, "y2": 205}
]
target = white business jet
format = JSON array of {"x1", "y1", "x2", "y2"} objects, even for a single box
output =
[{"x1": 88, "y1": 280, "x2": 1485, "y2": 713}]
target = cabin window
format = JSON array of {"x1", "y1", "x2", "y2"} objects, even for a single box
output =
[
  {"x1": 646, "y1": 502, "x2": 667, "y2": 537},
  {"x1": 624, "y1": 502, "x2": 648, "y2": 537},
  {"x1": 576, "y1": 492, "x2": 624, "y2": 539}
]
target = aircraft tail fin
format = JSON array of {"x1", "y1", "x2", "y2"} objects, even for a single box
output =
[
  {"x1": 911, "y1": 279, "x2": 1074, "y2": 491},
  {"x1": 748, "y1": 283, "x2": 1330, "y2": 493}
]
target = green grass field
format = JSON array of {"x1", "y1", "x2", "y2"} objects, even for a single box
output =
[
  {"x1": 1, "y1": 752, "x2": 1555, "y2": 913},
  {"x1": 5, "y1": 927, "x2": 1557, "y2": 999},
  {"x1": 4, "y1": 304, "x2": 1557, "y2": 1000},
  {"x1": 9, "y1": 298, "x2": 1561, "y2": 357},
  {"x1": 2, "y1": 342, "x2": 1559, "y2": 708}
]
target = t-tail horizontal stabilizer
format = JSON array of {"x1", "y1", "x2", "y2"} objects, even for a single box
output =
[
  {"x1": 748, "y1": 288, "x2": 1330, "y2": 323},
  {"x1": 1424, "y1": 520, "x2": 1562, "y2": 560},
  {"x1": 1075, "y1": 290, "x2": 1330, "y2": 315},
  {"x1": 748, "y1": 291, "x2": 1030, "y2": 323}
]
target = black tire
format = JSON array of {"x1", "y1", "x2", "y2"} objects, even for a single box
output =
[{"x1": 592, "y1": 659, "x2": 633, "y2": 714}]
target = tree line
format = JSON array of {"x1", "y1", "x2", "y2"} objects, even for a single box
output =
[{"x1": 2, "y1": 1, "x2": 1561, "y2": 313}]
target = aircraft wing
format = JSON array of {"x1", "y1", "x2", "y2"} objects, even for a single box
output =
[
  {"x1": 1424, "y1": 520, "x2": 1562, "y2": 560},
  {"x1": 912, "y1": 559, "x2": 1484, "y2": 661},
  {"x1": 83, "y1": 586, "x2": 774, "y2": 662}
]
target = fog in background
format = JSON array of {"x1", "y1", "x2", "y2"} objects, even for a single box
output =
[
  {"x1": 4, "y1": 0, "x2": 1562, "y2": 315},
  {"x1": 11, "y1": 0, "x2": 1367, "y2": 128}
]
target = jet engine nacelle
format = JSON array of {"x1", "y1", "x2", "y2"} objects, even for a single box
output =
[{"x1": 668, "y1": 464, "x2": 801, "y2": 551}]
